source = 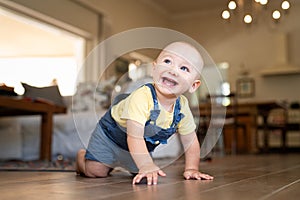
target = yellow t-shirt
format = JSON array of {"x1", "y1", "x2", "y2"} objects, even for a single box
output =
[{"x1": 111, "y1": 85, "x2": 196, "y2": 135}]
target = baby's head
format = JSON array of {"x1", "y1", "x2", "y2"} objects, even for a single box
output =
[
  {"x1": 159, "y1": 41, "x2": 204, "y2": 76},
  {"x1": 152, "y1": 41, "x2": 204, "y2": 96}
]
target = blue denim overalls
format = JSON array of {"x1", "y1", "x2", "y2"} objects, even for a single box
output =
[{"x1": 99, "y1": 83, "x2": 184, "y2": 152}]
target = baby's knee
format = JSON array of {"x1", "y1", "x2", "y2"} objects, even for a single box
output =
[
  {"x1": 85, "y1": 169, "x2": 108, "y2": 178},
  {"x1": 85, "y1": 161, "x2": 111, "y2": 178}
]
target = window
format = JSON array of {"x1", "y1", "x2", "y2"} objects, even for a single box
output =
[{"x1": 0, "y1": 7, "x2": 85, "y2": 96}]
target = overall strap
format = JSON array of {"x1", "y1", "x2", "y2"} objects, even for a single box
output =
[
  {"x1": 170, "y1": 98, "x2": 183, "y2": 128},
  {"x1": 145, "y1": 83, "x2": 160, "y2": 125},
  {"x1": 145, "y1": 83, "x2": 183, "y2": 127},
  {"x1": 145, "y1": 83, "x2": 159, "y2": 110}
]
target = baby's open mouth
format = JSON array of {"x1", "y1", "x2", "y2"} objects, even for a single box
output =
[{"x1": 162, "y1": 77, "x2": 178, "y2": 86}]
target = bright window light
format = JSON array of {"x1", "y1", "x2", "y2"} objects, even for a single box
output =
[
  {"x1": 0, "y1": 7, "x2": 85, "y2": 97},
  {"x1": 0, "y1": 57, "x2": 79, "y2": 96}
]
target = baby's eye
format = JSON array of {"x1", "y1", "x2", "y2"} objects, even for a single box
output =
[
  {"x1": 163, "y1": 59, "x2": 171, "y2": 64},
  {"x1": 180, "y1": 66, "x2": 189, "y2": 72}
]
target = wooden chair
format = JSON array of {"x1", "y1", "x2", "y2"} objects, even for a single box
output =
[{"x1": 205, "y1": 93, "x2": 248, "y2": 154}]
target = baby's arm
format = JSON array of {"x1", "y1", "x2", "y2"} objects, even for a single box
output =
[
  {"x1": 127, "y1": 119, "x2": 166, "y2": 185},
  {"x1": 180, "y1": 131, "x2": 214, "y2": 180}
]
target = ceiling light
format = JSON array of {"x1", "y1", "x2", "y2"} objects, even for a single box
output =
[
  {"x1": 281, "y1": 1, "x2": 290, "y2": 10},
  {"x1": 260, "y1": 0, "x2": 268, "y2": 5},
  {"x1": 244, "y1": 14, "x2": 253, "y2": 24},
  {"x1": 272, "y1": 10, "x2": 281, "y2": 20},
  {"x1": 228, "y1": 1, "x2": 237, "y2": 10},
  {"x1": 222, "y1": 10, "x2": 231, "y2": 20},
  {"x1": 221, "y1": 0, "x2": 291, "y2": 25}
]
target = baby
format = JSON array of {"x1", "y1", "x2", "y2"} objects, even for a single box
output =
[{"x1": 76, "y1": 41, "x2": 214, "y2": 185}]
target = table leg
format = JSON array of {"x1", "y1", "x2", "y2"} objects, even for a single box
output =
[{"x1": 40, "y1": 112, "x2": 53, "y2": 161}]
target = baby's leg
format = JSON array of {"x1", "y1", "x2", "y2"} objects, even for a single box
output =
[
  {"x1": 76, "y1": 149, "x2": 112, "y2": 178},
  {"x1": 76, "y1": 149, "x2": 87, "y2": 175}
]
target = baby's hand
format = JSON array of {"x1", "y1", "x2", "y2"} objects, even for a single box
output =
[
  {"x1": 132, "y1": 164, "x2": 166, "y2": 185},
  {"x1": 183, "y1": 169, "x2": 214, "y2": 180}
]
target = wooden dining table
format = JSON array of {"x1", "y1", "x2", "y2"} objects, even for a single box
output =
[{"x1": 0, "y1": 95, "x2": 66, "y2": 161}]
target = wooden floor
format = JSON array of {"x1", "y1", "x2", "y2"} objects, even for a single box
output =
[{"x1": 0, "y1": 154, "x2": 300, "y2": 200}]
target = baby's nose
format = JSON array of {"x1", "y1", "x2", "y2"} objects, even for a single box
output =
[{"x1": 169, "y1": 65, "x2": 179, "y2": 76}]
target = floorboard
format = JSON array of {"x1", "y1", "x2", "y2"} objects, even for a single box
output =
[{"x1": 0, "y1": 154, "x2": 299, "y2": 200}]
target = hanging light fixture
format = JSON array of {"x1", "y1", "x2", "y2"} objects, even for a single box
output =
[
  {"x1": 272, "y1": 10, "x2": 281, "y2": 20},
  {"x1": 244, "y1": 14, "x2": 253, "y2": 24},
  {"x1": 221, "y1": 0, "x2": 291, "y2": 25},
  {"x1": 281, "y1": 1, "x2": 290, "y2": 11}
]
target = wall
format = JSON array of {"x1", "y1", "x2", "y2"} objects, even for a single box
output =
[
  {"x1": 75, "y1": 0, "x2": 170, "y2": 80},
  {"x1": 170, "y1": 4, "x2": 300, "y2": 103},
  {"x1": 77, "y1": 0, "x2": 300, "y2": 103},
  {"x1": 79, "y1": 0, "x2": 169, "y2": 37},
  {"x1": 2, "y1": 0, "x2": 300, "y2": 103}
]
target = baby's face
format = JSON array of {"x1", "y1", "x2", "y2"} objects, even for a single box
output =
[{"x1": 152, "y1": 48, "x2": 201, "y2": 97}]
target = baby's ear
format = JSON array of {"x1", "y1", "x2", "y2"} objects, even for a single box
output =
[
  {"x1": 189, "y1": 80, "x2": 201, "y2": 93},
  {"x1": 152, "y1": 60, "x2": 157, "y2": 70}
]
